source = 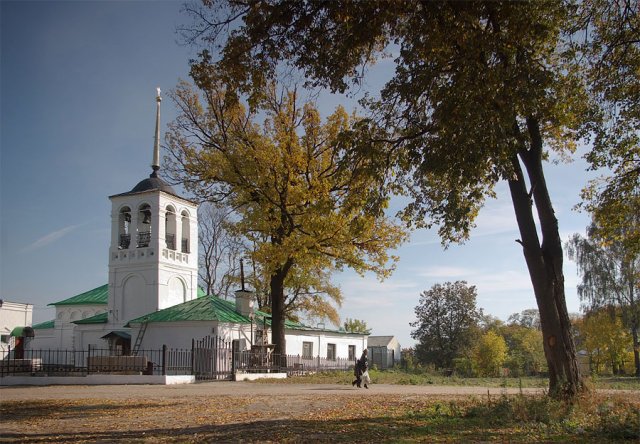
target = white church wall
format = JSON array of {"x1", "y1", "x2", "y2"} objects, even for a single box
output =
[
  {"x1": 54, "y1": 305, "x2": 106, "y2": 325},
  {"x1": 138, "y1": 321, "x2": 256, "y2": 351},
  {"x1": 157, "y1": 271, "x2": 197, "y2": 310},
  {"x1": 38, "y1": 304, "x2": 107, "y2": 350},
  {"x1": 74, "y1": 327, "x2": 113, "y2": 351},
  {"x1": 29, "y1": 328, "x2": 57, "y2": 350},
  {"x1": 138, "y1": 322, "x2": 216, "y2": 350},
  {"x1": 216, "y1": 322, "x2": 253, "y2": 348}
]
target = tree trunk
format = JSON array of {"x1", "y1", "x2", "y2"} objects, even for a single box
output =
[
  {"x1": 270, "y1": 269, "x2": 286, "y2": 357},
  {"x1": 269, "y1": 258, "x2": 293, "y2": 358},
  {"x1": 506, "y1": 118, "x2": 584, "y2": 398},
  {"x1": 629, "y1": 282, "x2": 640, "y2": 377},
  {"x1": 632, "y1": 323, "x2": 640, "y2": 377}
]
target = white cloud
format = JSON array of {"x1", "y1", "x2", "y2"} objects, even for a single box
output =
[
  {"x1": 337, "y1": 275, "x2": 419, "y2": 307},
  {"x1": 336, "y1": 274, "x2": 420, "y2": 347},
  {"x1": 22, "y1": 224, "x2": 82, "y2": 253},
  {"x1": 413, "y1": 265, "x2": 533, "y2": 295},
  {"x1": 416, "y1": 266, "x2": 471, "y2": 279}
]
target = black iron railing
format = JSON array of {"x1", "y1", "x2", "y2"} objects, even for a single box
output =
[
  {"x1": 119, "y1": 234, "x2": 131, "y2": 249},
  {"x1": 137, "y1": 231, "x2": 151, "y2": 248},
  {"x1": 233, "y1": 351, "x2": 353, "y2": 374},
  {"x1": 0, "y1": 345, "x2": 356, "y2": 378}
]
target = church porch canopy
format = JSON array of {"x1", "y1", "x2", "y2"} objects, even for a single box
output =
[{"x1": 100, "y1": 331, "x2": 131, "y2": 340}]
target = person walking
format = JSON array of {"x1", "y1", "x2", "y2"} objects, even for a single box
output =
[{"x1": 352, "y1": 349, "x2": 369, "y2": 389}]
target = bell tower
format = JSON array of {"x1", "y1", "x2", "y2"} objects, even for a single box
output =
[{"x1": 106, "y1": 88, "x2": 198, "y2": 328}]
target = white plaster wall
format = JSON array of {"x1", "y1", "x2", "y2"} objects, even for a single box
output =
[
  {"x1": 136, "y1": 321, "x2": 369, "y2": 359},
  {"x1": 74, "y1": 326, "x2": 115, "y2": 351},
  {"x1": 55, "y1": 305, "x2": 106, "y2": 326},
  {"x1": 137, "y1": 321, "x2": 255, "y2": 351},
  {"x1": 284, "y1": 330, "x2": 367, "y2": 359},
  {"x1": 0, "y1": 375, "x2": 195, "y2": 386},
  {"x1": 137, "y1": 322, "x2": 217, "y2": 350},
  {"x1": 51, "y1": 304, "x2": 106, "y2": 350},
  {"x1": 158, "y1": 269, "x2": 197, "y2": 309},
  {"x1": 389, "y1": 337, "x2": 401, "y2": 362},
  {"x1": 29, "y1": 328, "x2": 57, "y2": 350},
  {"x1": 0, "y1": 301, "x2": 33, "y2": 358},
  {"x1": 0, "y1": 301, "x2": 33, "y2": 332}
]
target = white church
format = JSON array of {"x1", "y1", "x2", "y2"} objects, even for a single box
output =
[{"x1": 29, "y1": 90, "x2": 368, "y2": 362}]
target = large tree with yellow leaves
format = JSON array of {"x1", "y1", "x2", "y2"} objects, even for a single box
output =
[{"x1": 166, "y1": 81, "x2": 407, "y2": 355}]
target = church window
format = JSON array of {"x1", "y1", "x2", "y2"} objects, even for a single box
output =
[
  {"x1": 137, "y1": 204, "x2": 152, "y2": 248},
  {"x1": 181, "y1": 211, "x2": 190, "y2": 253},
  {"x1": 165, "y1": 205, "x2": 177, "y2": 250},
  {"x1": 118, "y1": 207, "x2": 132, "y2": 249}
]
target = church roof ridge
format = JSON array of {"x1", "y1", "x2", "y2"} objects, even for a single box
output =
[
  {"x1": 32, "y1": 320, "x2": 55, "y2": 329},
  {"x1": 126, "y1": 294, "x2": 253, "y2": 325},
  {"x1": 49, "y1": 284, "x2": 108, "y2": 306},
  {"x1": 74, "y1": 312, "x2": 108, "y2": 325}
]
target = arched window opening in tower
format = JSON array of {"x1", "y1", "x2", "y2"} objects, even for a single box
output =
[
  {"x1": 181, "y1": 211, "x2": 190, "y2": 253},
  {"x1": 137, "y1": 204, "x2": 152, "y2": 248},
  {"x1": 165, "y1": 205, "x2": 177, "y2": 250},
  {"x1": 119, "y1": 207, "x2": 132, "y2": 249}
]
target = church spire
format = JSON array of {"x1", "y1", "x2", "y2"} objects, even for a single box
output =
[{"x1": 151, "y1": 87, "x2": 162, "y2": 178}]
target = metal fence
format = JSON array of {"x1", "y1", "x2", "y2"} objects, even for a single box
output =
[
  {"x1": 0, "y1": 345, "x2": 356, "y2": 379},
  {"x1": 234, "y1": 351, "x2": 354, "y2": 375},
  {"x1": 0, "y1": 345, "x2": 182, "y2": 377}
]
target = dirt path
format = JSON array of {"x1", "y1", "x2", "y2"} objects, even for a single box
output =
[
  {"x1": 1, "y1": 383, "x2": 638, "y2": 443},
  {"x1": 0, "y1": 383, "x2": 544, "y2": 443},
  {"x1": 0, "y1": 382, "x2": 547, "y2": 402}
]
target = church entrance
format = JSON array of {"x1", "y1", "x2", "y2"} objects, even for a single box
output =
[{"x1": 100, "y1": 331, "x2": 132, "y2": 356}]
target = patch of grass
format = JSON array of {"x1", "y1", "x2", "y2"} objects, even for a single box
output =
[
  {"x1": 277, "y1": 368, "x2": 640, "y2": 391},
  {"x1": 588, "y1": 376, "x2": 640, "y2": 390}
]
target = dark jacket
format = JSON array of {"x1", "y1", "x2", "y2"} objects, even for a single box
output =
[{"x1": 355, "y1": 354, "x2": 369, "y2": 376}]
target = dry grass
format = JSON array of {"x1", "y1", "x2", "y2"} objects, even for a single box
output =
[{"x1": 1, "y1": 390, "x2": 638, "y2": 442}]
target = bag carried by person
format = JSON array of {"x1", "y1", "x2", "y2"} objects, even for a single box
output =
[{"x1": 361, "y1": 370, "x2": 371, "y2": 385}]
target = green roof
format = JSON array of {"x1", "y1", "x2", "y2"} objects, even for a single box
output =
[
  {"x1": 74, "y1": 312, "x2": 108, "y2": 324},
  {"x1": 127, "y1": 295, "x2": 253, "y2": 324},
  {"x1": 32, "y1": 320, "x2": 55, "y2": 329},
  {"x1": 49, "y1": 284, "x2": 108, "y2": 306},
  {"x1": 125, "y1": 294, "x2": 361, "y2": 336},
  {"x1": 10, "y1": 326, "x2": 35, "y2": 337},
  {"x1": 49, "y1": 285, "x2": 206, "y2": 307}
]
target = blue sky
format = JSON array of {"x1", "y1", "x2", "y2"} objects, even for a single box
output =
[{"x1": 1, "y1": 1, "x2": 596, "y2": 348}]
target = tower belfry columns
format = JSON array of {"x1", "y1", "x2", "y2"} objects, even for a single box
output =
[{"x1": 151, "y1": 87, "x2": 162, "y2": 177}]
